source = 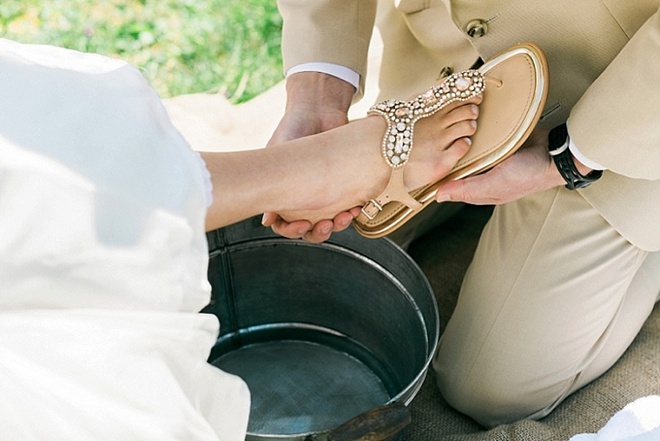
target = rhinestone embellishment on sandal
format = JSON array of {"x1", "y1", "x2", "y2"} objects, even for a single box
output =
[{"x1": 368, "y1": 70, "x2": 485, "y2": 168}]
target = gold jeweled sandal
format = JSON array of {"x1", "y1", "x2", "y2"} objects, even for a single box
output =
[{"x1": 353, "y1": 42, "x2": 549, "y2": 239}]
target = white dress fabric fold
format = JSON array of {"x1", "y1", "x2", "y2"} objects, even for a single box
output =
[
  {"x1": 569, "y1": 395, "x2": 660, "y2": 441},
  {"x1": 0, "y1": 39, "x2": 249, "y2": 440}
]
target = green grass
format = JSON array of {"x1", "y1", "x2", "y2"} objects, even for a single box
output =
[{"x1": 0, "y1": 0, "x2": 284, "y2": 103}]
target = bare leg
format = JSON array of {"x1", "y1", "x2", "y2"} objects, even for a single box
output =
[{"x1": 202, "y1": 96, "x2": 480, "y2": 231}]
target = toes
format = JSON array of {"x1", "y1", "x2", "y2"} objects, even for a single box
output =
[
  {"x1": 439, "y1": 94, "x2": 482, "y2": 115},
  {"x1": 438, "y1": 137, "x2": 472, "y2": 168},
  {"x1": 461, "y1": 118, "x2": 479, "y2": 137},
  {"x1": 449, "y1": 137, "x2": 473, "y2": 156},
  {"x1": 427, "y1": 98, "x2": 480, "y2": 132},
  {"x1": 416, "y1": 136, "x2": 472, "y2": 187},
  {"x1": 416, "y1": 103, "x2": 479, "y2": 145},
  {"x1": 441, "y1": 119, "x2": 477, "y2": 147},
  {"x1": 445, "y1": 101, "x2": 479, "y2": 125}
]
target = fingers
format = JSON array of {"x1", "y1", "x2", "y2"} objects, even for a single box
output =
[
  {"x1": 267, "y1": 217, "x2": 314, "y2": 239},
  {"x1": 263, "y1": 210, "x2": 359, "y2": 243},
  {"x1": 333, "y1": 211, "x2": 357, "y2": 232},
  {"x1": 303, "y1": 219, "x2": 335, "y2": 243},
  {"x1": 436, "y1": 139, "x2": 555, "y2": 206},
  {"x1": 301, "y1": 210, "x2": 358, "y2": 243},
  {"x1": 435, "y1": 175, "x2": 476, "y2": 204},
  {"x1": 347, "y1": 206, "x2": 364, "y2": 219},
  {"x1": 261, "y1": 212, "x2": 278, "y2": 227}
]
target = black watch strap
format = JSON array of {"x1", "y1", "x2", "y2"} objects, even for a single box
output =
[{"x1": 547, "y1": 123, "x2": 602, "y2": 190}]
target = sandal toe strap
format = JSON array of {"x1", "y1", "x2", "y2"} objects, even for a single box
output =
[
  {"x1": 361, "y1": 70, "x2": 485, "y2": 223},
  {"x1": 368, "y1": 70, "x2": 485, "y2": 169}
]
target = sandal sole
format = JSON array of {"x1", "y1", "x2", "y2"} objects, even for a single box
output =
[{"x1": 353, "y1": 42, "x2": 549, "y2": 239}]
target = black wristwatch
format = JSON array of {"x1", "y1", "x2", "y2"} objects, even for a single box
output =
[{"x1": 547, "y1": 123, "x2": 602, "y2": 190}]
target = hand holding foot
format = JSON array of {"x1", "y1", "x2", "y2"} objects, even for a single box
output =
[
  {"x1": 202, "y1": 76, "x2": 481, "y2": 233},
  {"x1": 273, "y1": 89, "x2": 482, "y2": 229}
]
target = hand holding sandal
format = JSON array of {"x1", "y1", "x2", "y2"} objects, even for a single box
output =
[{"x1": 353, "y1": 42, "x2": 549, "y2": 239}]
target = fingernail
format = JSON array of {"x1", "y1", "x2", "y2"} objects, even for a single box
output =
[
  {"x1": 464, "y1": 137, "x2": 472, "y2": 146},
  {"x1": 470, "y1": 120, "x2": 477, "y2": 128},
  {"x1": 261, "y1": 214, "x2": 267, "y2": 226},
  {"x1": 321, "y1": 225, "x2": 332, "y2": 235},
  {"x1": 470, "y1": 104, "x2": 479, "y2": 115},
  {"x1": 436, "y1": 193, "x2": 451, "y2": 203},
  {"x1": 297, "y1": 228, "x2": 308, "y2": 235}
]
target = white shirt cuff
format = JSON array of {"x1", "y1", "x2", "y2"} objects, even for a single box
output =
[
  {"x1": 286, "y1": 62, "x2": 360, "y2": 90},
  {"x1": 566, "y1": 127, "x2": 607, "y2": 171}
]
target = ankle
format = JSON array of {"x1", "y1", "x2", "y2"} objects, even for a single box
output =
[{"x1": 351, "y1": 115, "x2": 392, "y2": 203}]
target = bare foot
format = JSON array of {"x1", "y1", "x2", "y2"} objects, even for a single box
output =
[{"x1": 277, "y1": 95, "x2": 481, "y2": 224}]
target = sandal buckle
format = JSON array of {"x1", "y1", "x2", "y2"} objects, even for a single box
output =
[{"x1": 361, "y1": 199, "x2": 383, "y2": 220}]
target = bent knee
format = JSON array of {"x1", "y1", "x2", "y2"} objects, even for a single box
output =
[{"x1": 435, "y1": 363, "x2": 565, "y2": 428}]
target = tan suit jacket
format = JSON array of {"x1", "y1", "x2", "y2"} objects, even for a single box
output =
[{"x1": 279, "y1": 0, "x2": 660, "y2": 251}]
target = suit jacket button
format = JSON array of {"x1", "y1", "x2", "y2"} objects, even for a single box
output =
[{"x1": 466, "y1": 19, "x2": 488, "y2": 37}]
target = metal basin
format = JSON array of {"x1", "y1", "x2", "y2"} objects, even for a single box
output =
[{"x1": 204, "y1": 217, "x2": 439, "y2": 440}]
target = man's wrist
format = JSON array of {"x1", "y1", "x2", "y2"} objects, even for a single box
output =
[
  {"x1": 285, "y1": 71, "x2": 355, "y2": 114},
  {"x1": 547, "y1": 123, "x2": 603, "y2": 190},
  {"x1": 572, "y1": 154, "x2": 595, "y2": 177}
]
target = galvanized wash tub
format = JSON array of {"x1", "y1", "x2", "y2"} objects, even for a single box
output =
[{"x1": 203, "y1": 217, "x2": 439, "y2": 441}]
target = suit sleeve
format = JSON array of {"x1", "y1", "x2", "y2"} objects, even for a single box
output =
[
  {"x1": 277, "y1": 0, "x2": 377, "y2": 98},
  {"x1": 567, "y1": 7, "x2": 660, "y2": 180}
]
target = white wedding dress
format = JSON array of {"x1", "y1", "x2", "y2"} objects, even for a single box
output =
[{"x1": 0, "y1": 39, "x2": 249, "y2": 440}]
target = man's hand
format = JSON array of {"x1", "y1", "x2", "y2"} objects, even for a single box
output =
[
  {"x1": 263, "y1": 208, "x2": 362, "y2": 243},
  {"x1": 434, "y1": 128, "x2": 568, "y2": 205},
  {"x1": 263, "y1": 71, "x2": 358, "y2": 242}
]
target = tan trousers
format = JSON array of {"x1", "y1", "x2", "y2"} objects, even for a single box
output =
[{"x1": 431, "y1": 187, "x2": 660, "y2": 427}]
